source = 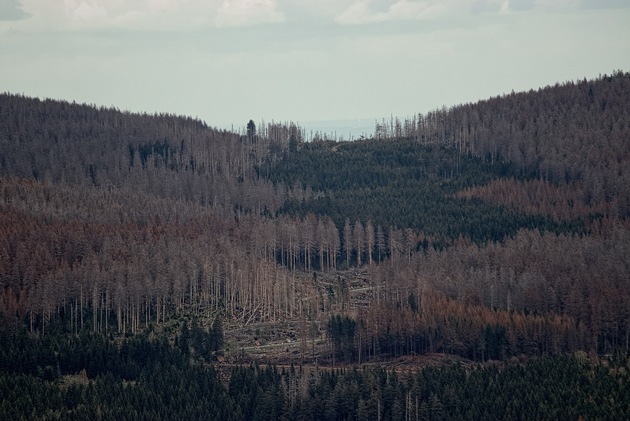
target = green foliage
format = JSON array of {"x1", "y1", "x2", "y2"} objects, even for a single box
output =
[
  {"x1": 267, "y1": 138, "x2": 583, "y2": 246},
  {"x1": 328, "y1": 315, "x2": 357, "y2": 363},
  {"x1": 180, "y1": 316, "x2": 224, "y2": 362},
  {"x1": 0, "y1": 327, "x2": 233, "y2": 419},
  {"x1": 1, "y1": 326, "x2": 629, "y2": 420}
]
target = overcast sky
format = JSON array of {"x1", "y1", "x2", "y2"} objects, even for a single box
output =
[{"x1": 1, "y1": 0, "x2": 629, "y2": 131}]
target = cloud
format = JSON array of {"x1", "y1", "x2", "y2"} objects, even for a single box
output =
[
  {"x1": 0, "y1": 0, "x2": 29, "y2": 20},
  {"x1": 470, "y1": 0, "x2": 510, "y2": 14},
  {"x1": 13, "y1": 0, "x2": 164, "y2": 30},
  {"x1": 334, "y1": 0, "x2": 621, "y2": 25},
  {"x1": 4, "y1": 0, "x2": 287, "y2": 31},
  {"x1": 577, "y1": 0, "x2": 630, "y2": 9},
  {"x1": 70, "y1": 1, "x2": 108, "y2": 21},
  {"x1": 215, "y1": 0, "x2": 285, "y2": 27},
  {"x1": 5, "y1": 0, "x2": 626, "y2": 33},
  {"x1": 336, "y1": 0, "x2": 447, "y2": 25},
  {"x1": 507, "y1": 0, "x2": 534, "y2": 11}
]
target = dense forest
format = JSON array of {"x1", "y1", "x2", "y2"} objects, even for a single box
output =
[
  {"x1": 1, "y1": 71, "x2": 629, "y2": 418},
  {"x1": 2, "y1": 326, "x2": 629, "y2": 419}
]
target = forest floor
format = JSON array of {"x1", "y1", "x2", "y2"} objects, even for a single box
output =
[
  {"x1": 222, "y1": 318, "x2": 326, "y2": 366},
  {"x1": 213, "y1": 352, "x2": 478, "y2": 385},
  {"x1": 219, "y1": 311, "x2": 478, "y2": 380},
  {"x1": 213, "y1": 267, "x2": 497, "y2": 384},
  {"x1": 218, "y1": 268, "x2": 375, "y2": 364}
]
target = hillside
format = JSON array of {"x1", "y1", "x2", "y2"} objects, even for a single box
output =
[{"x1": 1, "y1": 72, "x2": 630, "y2": 418}]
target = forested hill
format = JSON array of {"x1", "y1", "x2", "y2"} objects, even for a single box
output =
[
  {"x1": 1, "y1": 72, "x2": 630, "y2": 419},
  {"x1": 1, "y1": 72, "x2": 629, "y2": 360},
  {"x1": 2, "y1": 71, "x2": 628, "y2": 222},
  {"x1": 263, "y1": 72, "x2": 630, "y2": 248},
  {"x1": 0, "y1": 94, "x2": 292, "y2": 214},
  {"x1": 375, "y1": 71, "x2": 630, "y2": 198}
]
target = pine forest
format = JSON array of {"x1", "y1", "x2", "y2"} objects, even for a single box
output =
[{"x1": 1, "y1": 71, "x2": 630, "y2": 419}]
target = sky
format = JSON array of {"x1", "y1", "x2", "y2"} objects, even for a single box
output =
[{"x1": 1, "y1": 0, "x2": 629, "y2": 133}]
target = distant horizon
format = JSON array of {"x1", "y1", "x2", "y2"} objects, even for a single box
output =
[
  {"x1": 302, "y1": 118, "x2": 376, "y2": 140},
  {"x1": 2, "y1": 1, "x2": 629, "y2": 127},
  {"x1": 217, "y1": 117, "x2": 376, "y2": 140},
  {"x1": 5, "y1": 67, "x2": 627, "y2": 141}
]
